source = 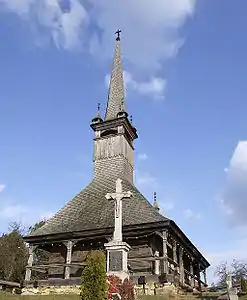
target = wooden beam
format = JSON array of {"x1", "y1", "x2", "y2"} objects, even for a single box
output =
[
  {"x1": 30, "y1": 267, "x2": 47, "y2": 274},
  {"x1": 27, "y1": 262, "x2": 86, "y2": 269},
  {"x1": 0, "y1": 280, "x2": 20, "y2": 288},
  {"x1": 128, "y1": 256, "x2": 178, "y2": 266},
  {"x1": 24, "y1": 221, "x2": 170, "y2": 244}
]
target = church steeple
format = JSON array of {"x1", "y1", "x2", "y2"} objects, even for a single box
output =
[
  {"x1": 91, "y1": 31, "x2": 137, "y2": 184},
  {"x1": 105, "y1": 29, "x2": 126, "y2": 120}
]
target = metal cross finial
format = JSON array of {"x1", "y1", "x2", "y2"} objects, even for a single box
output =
[
  {"x1": 115, "y1": 29, "x2": 121, "y2": 41},
  {"x1": 97, "y1": 103, "x2": 100, "y2": 112},
  {"x1": 130, "y1": 115, "x2": 133, "y2": 123},
  {"x1": 154, "y1": 192, "x2": 157, "y2": 202}
]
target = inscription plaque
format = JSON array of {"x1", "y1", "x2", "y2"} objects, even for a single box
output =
[{"x1": 109, "y1": 251, "x2": 123, "y2": 271}]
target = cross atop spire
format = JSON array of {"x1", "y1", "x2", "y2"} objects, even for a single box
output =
[
  {"x1": 115, "y1": 29, "x2": 121, "y2": 41},
  {"x1": 105, "y1": 30, "x2": 126, "y2": 120},
  {"x1": 153, "y1": 192, "x2": 160, "y2": 211}
]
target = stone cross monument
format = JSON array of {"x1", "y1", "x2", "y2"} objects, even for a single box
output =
[{"x1": 104, "y1": 178, "x2": 132, "y2": 280}]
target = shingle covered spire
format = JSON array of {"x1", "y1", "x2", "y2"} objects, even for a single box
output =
[{"x1": 105, "y1": 29, "x2": 126, "y2": 120}]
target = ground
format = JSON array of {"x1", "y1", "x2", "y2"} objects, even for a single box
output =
[{"x1": 0, "y1": 292, "x2": 247, "y2": 300}]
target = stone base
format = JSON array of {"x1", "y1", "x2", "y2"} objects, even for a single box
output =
[
  {"x1": 104, "y1": 240, "x2": 131, "y2": 280},
  {"x1": 134, "y1": 282, "x2": 178, "y2": 297},
  {"x1": 104, "y1": 240, "x2": 131, "y2": 252},
  {"x1": 22, "y1": 285, "x2": 81, "y2": 296}
]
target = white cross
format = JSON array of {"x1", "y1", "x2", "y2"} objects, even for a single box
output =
[{"x1": 106, "y1": 178, "x2": 132, "y2": 242}]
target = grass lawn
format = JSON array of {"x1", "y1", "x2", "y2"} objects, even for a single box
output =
[
  {"x1": 1, "y1": 292, "x2": 246, "y2": 300},
  {"x1": 0, "y1": 293, "x2": 80, "y2": 300}
]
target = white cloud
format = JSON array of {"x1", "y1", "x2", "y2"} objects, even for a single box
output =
[
  {"x1": 105, "y1": 71, "x2": 166, "y2": 99},
  {"x1": 89, "y1": 0, "x2": 196, "y2": 72},
  {"x1": 124, "y1": 71, "x2": 166, "y2": 99},
  {"x1": 159, "y1": 201, "x2": 175, "y2": 218},
  {"x1": 137, "y1": 153, "x2": 148, "y2": 161},
  {"x1": 0, "y1": 0, "x2": 88, "y2": 50},
  {"x1": 0, "y1": 0, "x2": 196, "y2": 99},
  {"x1": 161, "y1": 201, "x2": 175, "y2": 212},
  {"x1": 221, "y1": 141, "x2": 247, "y2": 227},
  {"x1": 0, "y1": 204, "x2": 28, "y2": 220},
  {"x1": 184, "y1": 208, "x2": 201, "y2": 220},
  {"x1": 0, "y1": 184, "x2": 5, "y2": 193},
  {"x1": 135, "y1": 169, "x2": 156, "y2": 186},
  {"x1": 40, "y1": 211, "x2": 54, "y2": 221}
]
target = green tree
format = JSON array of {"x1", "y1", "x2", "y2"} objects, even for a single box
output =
[
  {"x1": 81, "y1": 250, "x2": 108, "y2": 300},
  {"x1": 28, "y1": 220, "x2": 50, "y2": 280},
  {"x1": 241, "y1": 275, "x2": 247, "y2": 292},
  {"x1": 0, "y1": 222, "x2": 28, "y2": 282},
  {"x1": 28, "y1": 220, "x2": 46, "y2": 234}
]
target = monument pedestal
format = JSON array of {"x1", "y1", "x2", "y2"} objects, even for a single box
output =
[{"x1": 105, "y1": 240, "x2": 131, "y2": 281}]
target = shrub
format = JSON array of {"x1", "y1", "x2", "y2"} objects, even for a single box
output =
[
  {"x1": 121, "y1": 278, "x2": 135, "y2": 300},
  {"x1": 81, "y1": 250, "x2": 108, "y2": 300},
  {"x1": 108, "y1": 275, "x2": 122, "y2": 297}
]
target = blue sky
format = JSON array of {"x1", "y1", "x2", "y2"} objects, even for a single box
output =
[{"x1": 0, "y1": 0, "x2": 247, "y2": 284}]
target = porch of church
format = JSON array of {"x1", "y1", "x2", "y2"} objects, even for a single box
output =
[{"x1": 24, "y1": 228, "x2": 208, "y2": 290}]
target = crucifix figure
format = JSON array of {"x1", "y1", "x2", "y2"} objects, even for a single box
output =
[
  {"x1": 106, "y1": 178, "x2": 132, "y2": 242},
  {"x1": 115, "y1": 29, "x2": 121, "y2": 41}
]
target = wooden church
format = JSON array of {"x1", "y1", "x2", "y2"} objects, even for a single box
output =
[{"x1": 24, "y1": 32, "x2": 210, "y2": 288}]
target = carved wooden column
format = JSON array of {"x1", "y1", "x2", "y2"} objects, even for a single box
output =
[
  {"x1": 173, "y1": 240, "x2": 178, "y2": 266},
  {"x1": 154, "y1": 251, "x2": 160, "y2": 275},
  {"x1": 179, "y1": 246, "x2": 184, "y2": 285},
  {"x1": 197, "y1": 264, "x2": 201, "y2": 290},
  {"x1": 162, "y1": 230, "x2": 168, "y2": 274},
  {"x1": 203, "y1": 269, "x2": 207, "y2": 285},
  {"x1": 25, "y1": 245, "x2": 37, "y2": 281},
  {"x1": 64, "y1": 240, "x2": 74, "y2": 279},
  {"x1": 190, "y1": 258, "x2": 195, "y2": 287}
]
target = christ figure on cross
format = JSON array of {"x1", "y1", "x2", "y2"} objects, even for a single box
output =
[{"x1": 105, "y1": 178, "x2": 132, "y2": 242}]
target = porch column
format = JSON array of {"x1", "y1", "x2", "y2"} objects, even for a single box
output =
[
  {"x1": 179, "y1": 246, "x2": 184, "y2": 286},
  {"x1": 162, "y1": 230, "x2": 168, "y2": 274},
  {"x1": 203, "y1": 269, "x2": 207, "y2": 285},
  {"x1": 173, "y1": 240, "x2": 178, "y2": 265},
  {"x1": 190, "y1": 258, "x2": 195, "y2": 287},
  {"x1": 25, "y1": 245, "x2": 36, "y2": 281},
  {"x1": 197, "y1": 264, "x2": 201, "y2": 290},
  {"x1": 64, "y1": 240, "x2": 73, "y2": 279},
  {"x1": 154, "y1": 251, "x2": 160, "y2": 275}
]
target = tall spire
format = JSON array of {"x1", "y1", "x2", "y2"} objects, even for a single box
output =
[{"x1": 105, "y1": 29, "x2": 126, "y2": 120}]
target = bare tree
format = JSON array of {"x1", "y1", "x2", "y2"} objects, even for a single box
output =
[
  {"x1": 231, "y1": 260, "x2": 247, "y2": 277},
  {"x1": 214, "y1": 261, "x2": 228, "y2": 287},
  {"x1": 215, "y1": 260, "x2": 247, "y2": 287}
]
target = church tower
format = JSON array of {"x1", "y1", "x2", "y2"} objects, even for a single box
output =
[{"x1": 90, "y1": 30, "x2": 137, "y2": 183}]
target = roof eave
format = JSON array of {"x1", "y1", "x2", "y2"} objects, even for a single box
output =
[{"x1": 24, "y1": 220, "x2": 170, "y2": 244}]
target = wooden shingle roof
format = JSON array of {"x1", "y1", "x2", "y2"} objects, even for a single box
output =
[{"x1": 29, "y1": 177, "x2": 168, "y2": 238}]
